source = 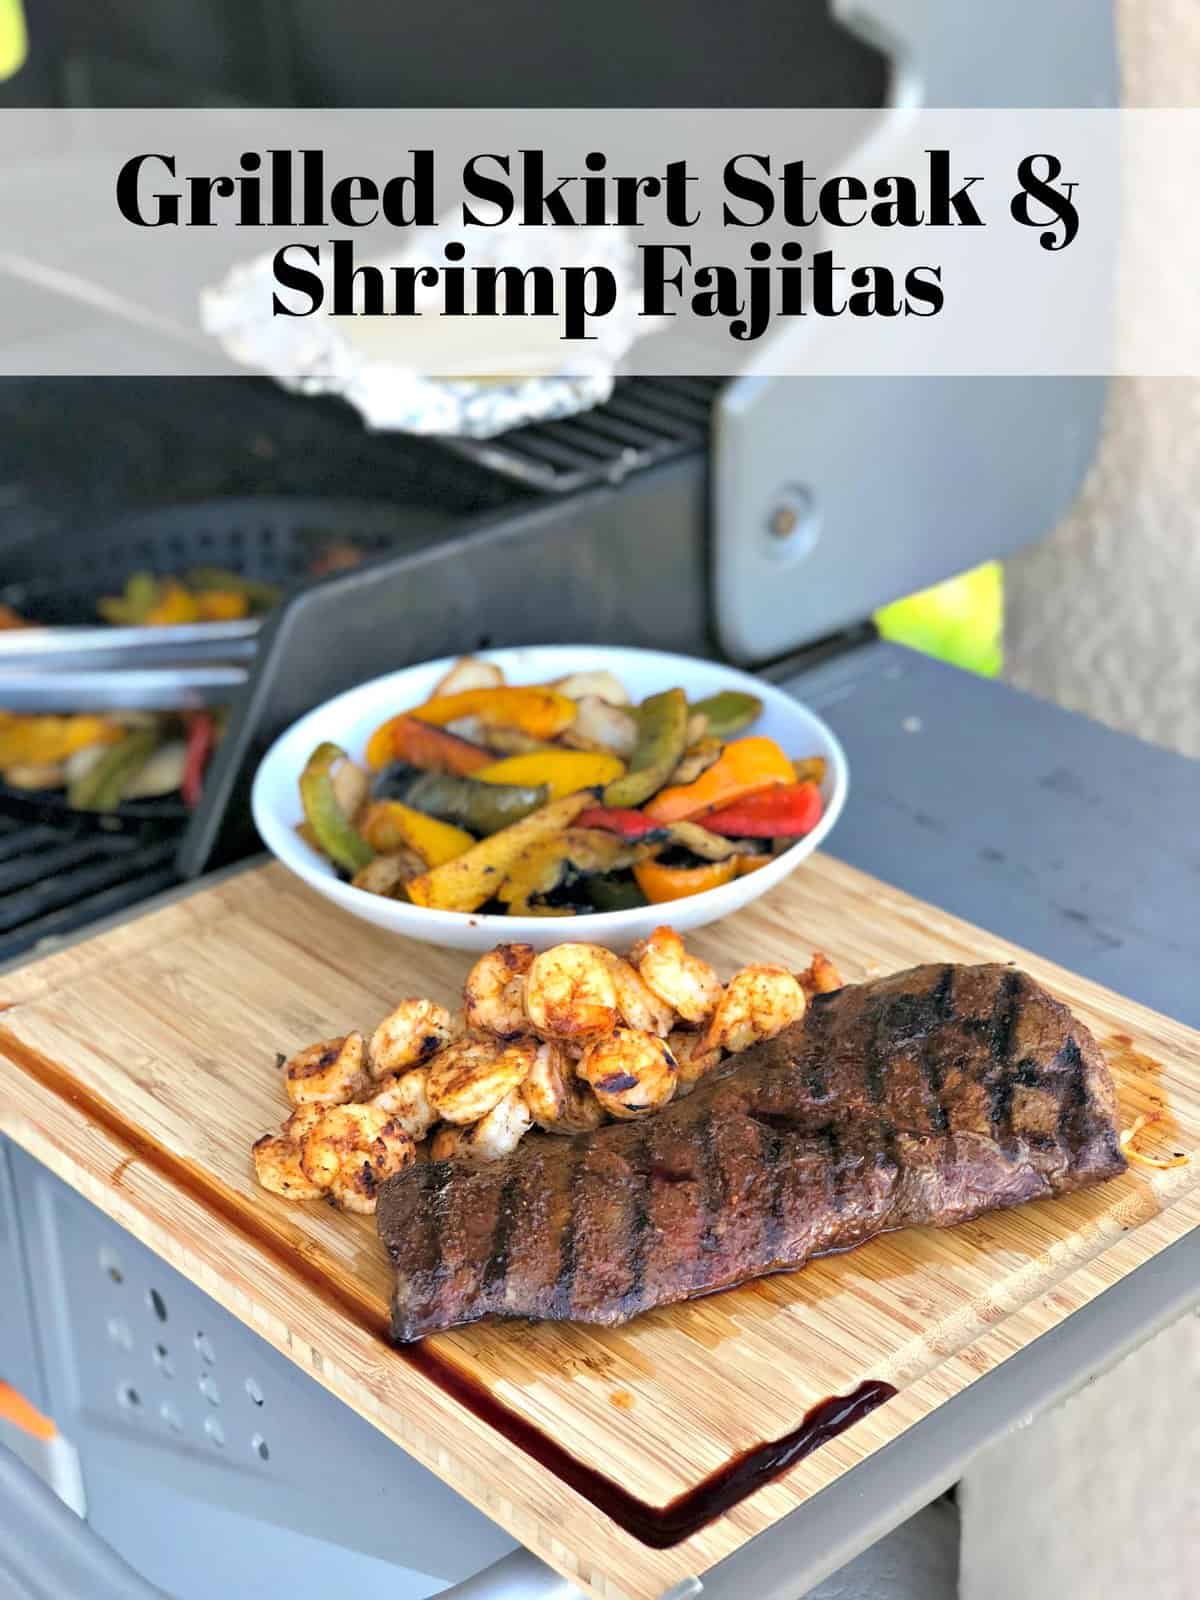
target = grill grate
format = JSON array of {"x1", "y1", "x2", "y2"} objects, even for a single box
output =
[
  {"x1": 0, "y1": 815, "x2": 180, "y2": 964},
  {"x1": 446, "y1": 378, "x2": 723, "y2": 493}
]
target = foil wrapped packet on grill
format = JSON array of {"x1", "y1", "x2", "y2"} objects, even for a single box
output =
[{"x1": 201, "y1": 220, "x2": 648, "y2": 438}]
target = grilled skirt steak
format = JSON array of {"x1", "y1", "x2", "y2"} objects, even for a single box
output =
[{"x1": 378, "y1": 963, "x2": 1126, "y2": 1341}]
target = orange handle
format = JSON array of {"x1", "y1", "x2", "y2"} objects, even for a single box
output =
[{"x1": 0, "y1": 1381, "x2": 57, "y2": 1441}]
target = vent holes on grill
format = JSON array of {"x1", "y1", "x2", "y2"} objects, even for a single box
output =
[
  {"x1": 153, "y1": 1343, "x2": 174, "y2": 1377},
  {"x1": 147, "y1": 1288, "x2": 168, "y2": 1323},
  {"x1": 251, "y1": 1433, "x2": 270, "y2": 1462},
  {"x1": 194, "y1": 1330, "x2": 216, "y2": 1364},
  {"x1": 204, "y1": 1416, "x2": 225, "y2": 1448},
  {"x1": 160, "y1": 1402, "x2": 183, "y2": 1434},
  {"x1": 245, "y1": 1377, "x2": 264, "y2": 1407},
  {"x1": 99, "y1": 1247, "x2": 123, "y2": 1284},
  {"x1": 117, "y1": 1383, "x2": 141, "y2": 1410},
  {"x1": 198, "y1": 1374, "x2": 221, "y2": 1407}
]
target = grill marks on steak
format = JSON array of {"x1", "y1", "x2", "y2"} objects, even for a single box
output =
[{"x1": 378, "y1": 964, "x2": 1126, "y2": 1341}]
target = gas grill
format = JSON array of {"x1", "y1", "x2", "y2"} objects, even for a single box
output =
[{"x1": 7, "y1": 6, "x2": 1197, "y2": 1600}]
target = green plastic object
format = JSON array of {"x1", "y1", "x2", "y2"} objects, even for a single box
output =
[{"x1": 874, "y1": 561, "x2": 1004, "y2": 679}]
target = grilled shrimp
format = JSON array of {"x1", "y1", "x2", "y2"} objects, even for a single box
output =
[
  {"x1": 605, "y1": 954, "x2": 676, "y2": 1037},
  {"x1": 797, "y1": 952, "x2": 844, "y2": 999},
  {"x1": 577, "y1": 1028, "x2": 678, "y2": 1119},
  {"x1": 463, "y1": 944, "x2": 535, "y2": 1038},
  {"x1": 667, "y1": 1028, "x2": 722, "y2": 1098},
  {"x1": 369, "y1": 998, "x2": 455, "y2": 1078},
  {"x1": 426, "y1": 1035, "x2": 538, "y2": 1124},
  {"x1": 430, "y1": 1124, "x2": 468, "y2": 1161},
  {"x1": 251, "y1": 1107, "x2": 327, "y2": 1200},
  {"x1": 630, "y1": 926, "x2": 723, "y2": 1024},
  {"x1": 522, "y1": 1039, "x2": 606, "y2": 1134},
  {"x1": 462, "y1": 1086, "x2": 534, "y2": 1162},
  {"x1": 704, "y1": 965, "x2": 805, "y2": 1056},
  {"x1": 524, "y1": 943, "x2": 620, "y2": 1040},
  {"x1": 298, "y1": 1103, "x2": 415, "y2": 1214},
  {"x1": 360, "y1": 1065, "x2": 437, "y2": 1140},
  {"x1": 283, "y1": 1033, "x2": 367, "y2": 1107}
]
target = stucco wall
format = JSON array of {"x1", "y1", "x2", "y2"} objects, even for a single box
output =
[{"x1": 1004, "y1": 2, "x2": 1200, "y2": 758}]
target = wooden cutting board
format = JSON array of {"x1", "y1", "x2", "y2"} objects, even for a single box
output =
[{"x1": 2, "y1": 857, "x2": 1198, "y2": 1600}]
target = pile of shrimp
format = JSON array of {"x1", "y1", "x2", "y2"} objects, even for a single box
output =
[{"x1": 251, "y1": 927, "x2": 843, "y2": 1213}]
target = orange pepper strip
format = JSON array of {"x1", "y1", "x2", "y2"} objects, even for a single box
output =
[
  {"x1": 365, "y1": 714, "x2": 491, "y2": 774},
  {"x1": 734, "y1": 853, "x2": 772, "y2": 877},
  {"x1": 633, "y1": 856, "x2": 738, "y2": 904},
  {"x1": 409, "y1": 686, "x2": 576, "y2": 740},
  {"x1": 643, "y1": 736, "x2": 794, "y2": 823}
]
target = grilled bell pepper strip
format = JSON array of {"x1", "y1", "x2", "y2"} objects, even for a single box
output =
[
  {"x1": 575, "y1": 805, "x2": 662, "y2": 840},
  {"x1": 476, "y1": 748, "x2": 624, "y2": 800},
  {"x1": 497, "y1": 828, "x2": 631, "y2": 914},
  {"x1": 68, "y1": 728, "x2": 160, "y2": 812},
  {"x1": 185, "y1": 567, "x2": 281, "y2": 610},
  {"x1": 602, "y1": 688, "x2": 689, "y2": 808},
  {"x1": 409, "y1": 686, "x2": 577, "y2": 740},
  {"x1": 360, "y1": 801, "x2": 474, "y2": 867},
  {"x1": 574, "y1": 806, "x2": 734, "y2": 859},
  {"x1": 687, "y1": 690, "x2": 763, "y2": 740},
  {"x1": 299, "y1": 742, "x2": 374, "y2": 873},
  {"x1": 643, "y1": 736, "x2": 794, "y2": 824},
  {"x1": 791, "y1": 755, "x2": 827, "y2": 787},
  {"x1": 401, "y1": 770, "x2": 548, "y2": 836},
  {"x1": 633, "y1": 855, "x2": 739, "y2": 904},
  {"x1": 181, "y1": 711, "x2": 214, "y2": 808},
  {"x1": 406, "y1": 791, "x2": 594, "y2": 912},
  {"x1": 587, "y1": 872, "x2": 649, "y2": 912},
  {"x1": 0, "y1": 714, "x2": 122, "y2": 769},
  {"x1": 702, "y1": 781, "x2": 823, "y2": 838},
  {"x1": 366, "y1": 713, "x2": 491, "y2": 774}
]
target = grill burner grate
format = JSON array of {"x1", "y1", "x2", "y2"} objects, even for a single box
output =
[
  {"x1": 0, "y1": 814, "x2": 180, "y2": 964},
  {"x1": 447, "y1": 378, "x2": 722, "y2": 493}
]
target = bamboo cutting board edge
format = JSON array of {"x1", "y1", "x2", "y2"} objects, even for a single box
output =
[{"x1": 1, "y1": 856, "x2": 1198, "y2": 1600}]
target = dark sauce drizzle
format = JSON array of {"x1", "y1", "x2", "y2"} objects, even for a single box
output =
[
  {"x1": 2, "y1": 1028, "x2": 897, "y2": 1549},
  {"x1": 405, "y1": 1343, "x2": 895, "y2": 1548}
]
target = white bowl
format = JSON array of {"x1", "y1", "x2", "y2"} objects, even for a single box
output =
[{"x1": 251, "y1": 645, "x2": 848, "y2": 952}]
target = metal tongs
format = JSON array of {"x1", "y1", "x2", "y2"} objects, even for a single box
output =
[{"x1": 0, "y1": 620, "x2": 257, "y2": 710}]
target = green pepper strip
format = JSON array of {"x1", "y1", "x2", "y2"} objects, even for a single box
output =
[
  {"x1": 69, "y1": 728, "x2": 161, "y2": 812},
  {"x1": 402, "y1": 770, "x2": 549, "y2": 836},
  {"x1": 587, "y1": 872, "x2": 649, "y2": 913},
  {"x1": 602, "y1": 687, "x2": 689, "y2": 808},
  {"x1": 300, "y1": 741, "x2": 374, "y2": 873},
  {"x1": 185, "y1": 567, "x2": 281, "y2": 610},
  {"x1": 688, "y1": 690, "x2": 763, "y2": 741}
]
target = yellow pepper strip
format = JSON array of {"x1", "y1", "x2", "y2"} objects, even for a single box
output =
[
  {"x1": 476, "y1": 748, "x2": 625, "y2": 800},
  {"x1": 143, "y1": 580, "x2": 201, "y2": 626},
  {"x1": 410, "y1": 686, "x2": 577, "y2": 740},
  {"x1": 0, "y1": 714, "x2": 123, "y2": 769},
  {"x1": 633, "y1": 856, "x2": 739, "y2": 904},
  {"x1": 642, "y1": 736, "x2": 795, "y2": 824},
  {"x1": 195, "y1": 590, "x2": 250, "y2": 622},
  {"x1": 360, "y1": 800, "x2": 474, "y2": 867},
  {"x1": 407, "y1": 791, "x2": 593, "y2": 913}
]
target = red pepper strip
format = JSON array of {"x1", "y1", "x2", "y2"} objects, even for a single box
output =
[
  {"x1": 181, "y1": 711, "x2": 214, "y2": 808},
  {"x1": 575, "y1": 805, "x2": 664, "y2": 840},
  {"x1": 702, "y1": 782, "x2": 823, "y2": 839}
]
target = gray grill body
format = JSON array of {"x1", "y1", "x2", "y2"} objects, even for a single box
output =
[{"x1": 0, "y1": 1141, "x2": 515, "y2": 1599}]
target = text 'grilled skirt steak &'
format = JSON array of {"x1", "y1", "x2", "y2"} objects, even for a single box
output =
[{"x1": 377, "y1": 963, "x2": 1126, "y2": 1341}]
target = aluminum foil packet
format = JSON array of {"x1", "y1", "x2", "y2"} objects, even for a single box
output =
[{"x1": 201, "y1": 221, "x2": 648, "y2": 438}]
